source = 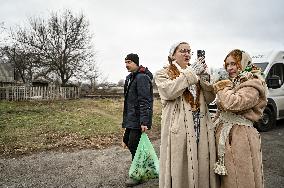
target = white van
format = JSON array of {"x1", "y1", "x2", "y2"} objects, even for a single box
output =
[
  {"x1": 251, "y1": 50, "x2": 284, "y2": 131},
  {"x1": 208, "y1": 50, "x2": 284, "y2": 131}
]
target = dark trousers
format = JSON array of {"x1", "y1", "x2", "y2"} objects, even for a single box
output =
[{"x1": 123, "y1": 128, "x2": 142, "y2": 160}]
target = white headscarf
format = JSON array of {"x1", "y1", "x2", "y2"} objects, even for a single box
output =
[
  {"x1": 168, "y1": 41, "x2": 188, "y2": 61},
  {"x1": 240, "y1": 51, "x2": 252, "y2": 71}
]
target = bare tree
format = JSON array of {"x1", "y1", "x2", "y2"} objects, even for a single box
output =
[
  {"x1": 11, "y1": 10, "x2": 96, "y2": 86},
  {"x1": 79, "y1": 61, "x2": 101, "y2": 92},
  {"x1": 0, "y1": 22, "x2": 7, "y2": 58}
]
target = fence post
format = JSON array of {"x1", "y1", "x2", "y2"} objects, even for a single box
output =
[{"x1": 6, "y1": 87, "x2": 9, "y2": 100}]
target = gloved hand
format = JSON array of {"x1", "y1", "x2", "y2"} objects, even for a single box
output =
[
  {"x1": 212, "y1": 68, "x2": 229, "y2": 83},
  {"x1": 191, "y1": 58, "x2": 207, "y2": 75}
]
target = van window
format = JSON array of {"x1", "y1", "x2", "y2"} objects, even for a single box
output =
[{"x1": 267, "y1": 63, "x2": 284, "y2": 85}]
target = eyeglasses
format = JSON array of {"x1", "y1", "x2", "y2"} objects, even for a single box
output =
[{"x1": 178, "y1": 49, "x2": 193, "y2": 55}]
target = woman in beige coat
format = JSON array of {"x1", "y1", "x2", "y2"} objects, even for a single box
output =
[
  {"x1": 155, "y1": 42, "x2": 219, "y2": 188},
  {"x1": 213, "y1": 49, "x2": 267, "y2": 188}
]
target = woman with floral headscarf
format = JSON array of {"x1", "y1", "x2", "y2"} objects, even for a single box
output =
[
  {"x1": 154, "y1": 42, "x2": 219, "y2": 188},
  {"x1": 213, "y1": 49, "x2": 267, "y2": 188}
]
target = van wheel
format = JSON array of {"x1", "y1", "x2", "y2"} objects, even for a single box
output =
[{"x1": 255, "y1": 107, "x2": 275, "y2": 132}]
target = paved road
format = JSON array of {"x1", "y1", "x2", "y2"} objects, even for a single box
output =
[
  {"x1": 0, "y1": 121, "x2": 283, "y2": 188},
  {"x1": 261, "y1": 119, "x2": 284, "y2": 188}
]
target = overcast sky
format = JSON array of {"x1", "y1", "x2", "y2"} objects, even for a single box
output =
[{"x1": 1, "y1": 0, "x2": 284, "y2": 83}]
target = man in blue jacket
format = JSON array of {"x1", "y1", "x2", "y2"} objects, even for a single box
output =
[{"x1": 122, "y1": 53, "x2": 153, "y2": 187}]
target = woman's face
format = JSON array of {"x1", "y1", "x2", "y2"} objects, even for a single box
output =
[
  {"x1": 173, "y1": 43, "x2": 191, "y2": 68},
  {"x1": 225, "y1": 55, "x2": 240, "y2": 78}
]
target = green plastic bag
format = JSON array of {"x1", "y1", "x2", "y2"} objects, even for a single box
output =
[{"x1": 129, "y1": 133, "x2": 159, "y2": 181}]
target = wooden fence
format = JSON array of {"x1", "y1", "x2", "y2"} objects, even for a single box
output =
[{"x1": 0, "y1": 86, "x2": 80, "y2": 101}]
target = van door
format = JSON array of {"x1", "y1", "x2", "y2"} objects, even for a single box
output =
[{"x1": 266, "y1": 62, "x2": 284, "y2": 119}]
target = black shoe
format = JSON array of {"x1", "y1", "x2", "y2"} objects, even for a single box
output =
[{"x1": 125, "y1": 178, "x2": 141, "y2": 187}]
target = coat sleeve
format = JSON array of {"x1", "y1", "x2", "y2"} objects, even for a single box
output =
[
  {"x1": 200, "y1": 79, "x2": 216, "y2": 104},
  {"x1": 136, "y1": 74, "x2": 153, "y2": 128},
  {"x1": 154, "y1": 67, "x2": 198, "y2": 101},
  {"x1": 216, "y1": 79, "x2": 264, "y2": 112}
]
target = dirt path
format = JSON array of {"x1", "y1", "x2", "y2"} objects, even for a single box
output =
[
  {"x1": 0, "y1": 138, "x2": 160, "y2": 188},
  {"x1": 1, "y1": 123, "x2": 283, "y2": 188},
  {"x1": 91, "y1": 108, "x2": 121, "y2": 124}
]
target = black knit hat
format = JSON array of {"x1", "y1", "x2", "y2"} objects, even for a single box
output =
[{"x1": 125, "y1": 53, "x2": 139, "y2": 66}]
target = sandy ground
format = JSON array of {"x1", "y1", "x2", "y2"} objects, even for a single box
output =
[{"x1": 1, "y1": 122, "x2": 283, "y2": 188}]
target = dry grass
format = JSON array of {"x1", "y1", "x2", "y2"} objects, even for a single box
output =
[{"x1": 0, "y1": 98, "x2": 161, "y2": 157}]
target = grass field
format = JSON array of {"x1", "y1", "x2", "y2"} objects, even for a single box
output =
[{"x1": 0, "y1": 98, "x2": 162, "y2": 157}]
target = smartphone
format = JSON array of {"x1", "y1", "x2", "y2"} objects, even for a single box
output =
[{"x1": 197, "y1": 50, "x2": 205, "y2": 63}]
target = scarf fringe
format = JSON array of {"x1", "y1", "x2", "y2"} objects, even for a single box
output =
[{"x1": 214, "y1": 155, "x2": 228, "y2": 175}]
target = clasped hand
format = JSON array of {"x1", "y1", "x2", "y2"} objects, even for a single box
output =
[{"x1": 212, "y1": 68, "x2": 229, "y2": 83}]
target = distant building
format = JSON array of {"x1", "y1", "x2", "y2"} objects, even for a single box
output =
[
  {"x1": 32, "y1": 78, "x2": 49, "y2": 87},
  {"x1": 0, "y1": 62, "x2": 14, "y2": 83}
]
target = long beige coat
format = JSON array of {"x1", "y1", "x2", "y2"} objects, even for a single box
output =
[
  {"x1": 155, "y1": 67, "x2": 219, "y2": 188},
  {"x1": 214, "y1": 78, "x2": 267, "y2": 188}
]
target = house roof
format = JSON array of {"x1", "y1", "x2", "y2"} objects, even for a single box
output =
[{"x1": 0, "y1": 63, "x2": 14, "y2": 82}]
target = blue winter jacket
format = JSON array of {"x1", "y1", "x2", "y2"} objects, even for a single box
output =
[{"x1": 122, "y1": 66, "x2": 153, "y2": 130}]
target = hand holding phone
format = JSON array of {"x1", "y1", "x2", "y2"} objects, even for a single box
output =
[
  {"x1": 197, "y1": 50, "x2": 205, "y2": 64},
  {"x1": 192, "y1": 50, "x2": 208, "y2": 76}
]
